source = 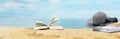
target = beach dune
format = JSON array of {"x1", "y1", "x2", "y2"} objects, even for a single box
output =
[{"x1": 0, "y1": 26, "x2": 120, "y2": 39}]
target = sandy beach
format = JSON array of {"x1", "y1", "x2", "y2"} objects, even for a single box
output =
[{"x1": 0, "y1": 26, "x2": 120, "y2": 39}]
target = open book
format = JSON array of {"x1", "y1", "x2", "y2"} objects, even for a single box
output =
[{"x1": 34, "y1": 16, "x2": 64, "y2": 30}]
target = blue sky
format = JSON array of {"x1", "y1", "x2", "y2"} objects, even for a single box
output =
[
  {"x1": 0, "y1": 0, "x2": 120, "y2": 27},
  {"x1": 0, "y1": 0, "x2": 120, "y2": 19}
]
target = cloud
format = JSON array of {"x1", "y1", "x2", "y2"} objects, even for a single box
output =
[
  {"x1": 24, "y1": 3, "x2": 39, "y2": 11},
  {"x1": 98, "y1": 0, "x2": 112, "y2": 6},
  {"x1": 0, "y1": 0, "x2": 40, "y2": 12},
  {"x1": 78, "y1": 0, "x2": 91, "y2": 6},
  {"x1": 22, "y1": 0, "x2": 39, "y2": 3},
  {"x1": 49, "y1": 0, "x2": 59, "y2": 4},
  {"x1": 93, "y1": 0, "x2": 120, "y2": 7},
  {"x1": 0, "y1": 2, "x2": 24, "y2": 12}
]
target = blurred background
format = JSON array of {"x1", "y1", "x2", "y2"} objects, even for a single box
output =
[{"x1": 0, "y1": 0, "x2": 120, "y2": 28}]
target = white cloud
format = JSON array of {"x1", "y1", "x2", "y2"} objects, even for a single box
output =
[
  {"x1": 24, "y1": 3, "x2": 39, "y2": 11},
  {"x1": 22, "y1": 0, "x2": 39, "y2": 3},
  {"x1": 49, "y1": 0, "x2": 59, "y2": 4},
  {"x1": 97, "y1": 0, "x2": 113, "y2": 6},
  {"x1": 0, "y1": 5, "x2": 7, "y2": 12},
  {"x1": 4, "y1": 2, "x2": 24, "y2": 9},
  {"x1": 78, "y1": 0, "x2": 91, "y2": 6},
  {"x1": 0, "y1": 1, "x2": 39, "y2": 12},
  {"x1": 0, "y1": 2, "x2": 24, "y2": 11}
]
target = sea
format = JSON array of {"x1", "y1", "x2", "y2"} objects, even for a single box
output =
[{"x1": 0, "y1": 17, "x2": 88, "y2": 28}]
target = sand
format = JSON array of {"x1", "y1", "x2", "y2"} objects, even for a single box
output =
[{"x1": 0, "y1": 26, "x2": 120, "y2": 39}]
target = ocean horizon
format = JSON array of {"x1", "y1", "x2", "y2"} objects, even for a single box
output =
[{"x1": 0, "y1": 17, "x2": 88, "y2": 28}]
